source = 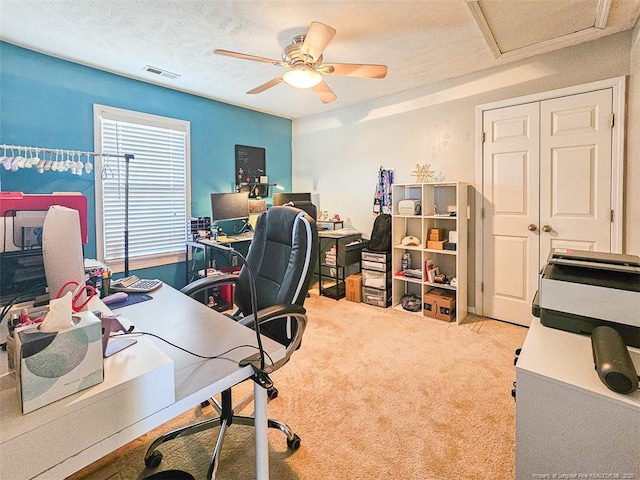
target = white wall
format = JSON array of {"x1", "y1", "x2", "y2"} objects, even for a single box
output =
[
  {"x1": 627, "y1": 21, "x2": 640, "y2": 256},
  {"x1": 292, "y1": 31, "x2": 633, "y2": 311}
]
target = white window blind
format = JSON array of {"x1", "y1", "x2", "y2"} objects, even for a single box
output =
[{"x1": 94, "y1": 105, "x2": 190, "y2": 272}]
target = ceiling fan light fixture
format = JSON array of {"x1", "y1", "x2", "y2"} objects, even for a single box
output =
[{"x1": 282, "y1": 66, "x2": 322, "y2": 89}]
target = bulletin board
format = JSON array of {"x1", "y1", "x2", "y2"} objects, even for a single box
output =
[{"x1": 235, "y1": 145, "x2": 266, "y2": 198}]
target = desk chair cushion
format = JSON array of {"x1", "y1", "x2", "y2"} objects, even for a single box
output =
[{"x1": 234, "y1": 206, "x2": 317, "y2": 345}]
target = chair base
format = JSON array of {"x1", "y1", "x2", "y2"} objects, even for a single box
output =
[{"x1": 144, "y1": 389, "x2": 301, "y2": 480}]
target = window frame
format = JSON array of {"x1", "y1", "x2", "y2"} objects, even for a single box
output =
[{"x1": 93, "y1": 104, "x2": 191, "y2": 273}]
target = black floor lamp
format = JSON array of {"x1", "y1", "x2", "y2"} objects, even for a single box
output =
[{"x1": 123, "y1": 153, "x2": 134, "y2": 277}]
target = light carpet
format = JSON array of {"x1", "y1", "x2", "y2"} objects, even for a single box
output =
[{"x1": 67, "y1": 291, "x2": 527, "y2": 480}]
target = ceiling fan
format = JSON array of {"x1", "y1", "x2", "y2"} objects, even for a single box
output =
[{"x1": 213, "y1": 21, "x2": 388, "y2": 104}]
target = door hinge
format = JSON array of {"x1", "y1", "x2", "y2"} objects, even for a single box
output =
[
  {"x1": 482, "y1": 132, "x2": 486, "y2": 143},
  {"x1": 481, "y1": 207, "x2": 485, "y2": 219},
  {"x1": 610, "y1": 113, "x2": 615, "y2": 128},
  {"x1": 610, "y1": 210, "x2": 614, "y2": 222},
  {"x1": 481, "y1": 282, "x2": 484, "y2": 293}
]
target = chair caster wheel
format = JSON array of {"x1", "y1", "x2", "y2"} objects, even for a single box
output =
[
  {"x1": 145, "y1": 451, "x2": 163, "y2": 468},
  {"x1": 267, "y1": 386, "x2": 278, "y2": 400},
  {"x1": 287, "y1": 434, "x2": 301, "y2": 450}
]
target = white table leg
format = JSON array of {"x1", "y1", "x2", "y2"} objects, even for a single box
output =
[{"x1": 253, "y1": 382, "x2": 269, "y2": 479}]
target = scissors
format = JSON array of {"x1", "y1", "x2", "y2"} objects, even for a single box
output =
[{"x1": 56, "y1": 281, "x2": 98, "y2": 313}]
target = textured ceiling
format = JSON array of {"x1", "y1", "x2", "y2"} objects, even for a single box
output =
[{"x1": 1, "y1": 0, "x2": 639, "y2": 119}]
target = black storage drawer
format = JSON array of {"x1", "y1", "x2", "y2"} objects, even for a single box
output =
[
  {"x1": 320, "y1": 234, "x2": 365, "y2": 266},
  {"x1": 340, "y1": 239, "x2": 366, "y2": 266}
]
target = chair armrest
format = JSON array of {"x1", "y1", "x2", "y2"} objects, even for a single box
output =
[
  {"x1": 237, "y1": 304, "x2": 306, "y2": 328},
  {"x1": 180, "y1": 274, "x2": 239, "y2": 297},
  {"x1": 239, "y1": 304, "x2": 307, "y2": 371}
]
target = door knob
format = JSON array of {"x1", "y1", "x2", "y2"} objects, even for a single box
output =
[
  {"x1": 527, "y1": 224, "x2": 538, "y2": 231},
  {"x1": 541, "y1": 225, "x2": 552, "y2": 233}
]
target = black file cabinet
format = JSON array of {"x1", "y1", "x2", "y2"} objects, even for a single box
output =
[{"x1": 361, "y1": 249, "x2": 392, "y2": 307}]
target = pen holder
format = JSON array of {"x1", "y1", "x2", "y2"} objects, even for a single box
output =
[{"x1": 101, "y1": 276, "x2": 111, "y2": 297}]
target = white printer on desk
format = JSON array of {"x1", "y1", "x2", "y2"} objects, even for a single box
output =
[{"x1": 536, "y1": 249, "x2": 640, "y2": 347}]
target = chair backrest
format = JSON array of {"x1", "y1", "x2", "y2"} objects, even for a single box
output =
[
  {"x1": 288, "y1": 201, "x2": 317, "y2": 220},
  {"x1": 234, "y1": 206, "x2": 318, "y2": 343}
]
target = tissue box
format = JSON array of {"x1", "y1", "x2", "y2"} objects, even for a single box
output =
[{"x1": 12, "y1": 311, "x2": 104, "y2": 414}]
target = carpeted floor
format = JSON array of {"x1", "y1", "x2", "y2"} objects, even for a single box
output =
[{"x1": 67, "y1": 291, "x2": 527, "y2": 480}]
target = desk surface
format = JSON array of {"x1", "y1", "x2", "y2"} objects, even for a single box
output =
[
  {"x1": 0, "y1": 284, "x2": 285, "y2": 480},
  {"x1": 199, "y1": 234, "x2": 253, "y2": 246},
  {"x1": 517, "y1": 318, "x2": 640, "y2": 407}
]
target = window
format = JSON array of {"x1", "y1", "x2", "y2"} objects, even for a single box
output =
[{"x1": 94, "y1": 104, "x2": 190, "y2": 272}]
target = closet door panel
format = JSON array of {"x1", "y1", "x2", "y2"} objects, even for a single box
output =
[
  {"x1": 482, "y1": 103, "x2": 539, "y2": 325},
  {"x1": 540, "y1": 89, "x2": 612, "y2": 261}
]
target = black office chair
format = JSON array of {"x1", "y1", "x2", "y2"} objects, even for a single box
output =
[
  {"x1": 144, "y1": 206, "x2": 318, "y2": 479},
  {"x1": 287, "y1": 200, "x2": 317, "y2": 220}
]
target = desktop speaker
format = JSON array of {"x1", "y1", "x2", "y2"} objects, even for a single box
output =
[
  {"x1": 591, "y1": 325, "x2": 639, "y2": 394},
  {"x1": 42, "y1": 205, "x2": 86, "y2": 303}
]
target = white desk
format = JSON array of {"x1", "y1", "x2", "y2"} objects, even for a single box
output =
[
  {"x1": 0, "y1": 285, "x2": 285, "y2": 480},
  {"x1": 515, "y1": 319, "x2": 640, "y2": 479}
]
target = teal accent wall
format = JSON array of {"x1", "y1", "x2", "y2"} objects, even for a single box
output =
[{"x1": 0, "y1": 42, "x2": 292, "y2": 288}]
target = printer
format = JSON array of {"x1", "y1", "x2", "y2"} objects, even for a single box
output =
[
  {"x1": 397, "y1": 199, "x2": 421, "y2": 215},
  {"x1": 534, "y1": 249, "x2": 640, "y2": 348}
]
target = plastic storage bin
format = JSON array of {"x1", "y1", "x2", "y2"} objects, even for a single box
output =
[{"x1": 362, "y1": 286, "x2": 392, "y2": 307}]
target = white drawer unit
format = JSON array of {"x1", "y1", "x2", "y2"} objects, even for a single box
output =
[{"x1": 361, "y1": 248, "x2": 392, "y2": 308}]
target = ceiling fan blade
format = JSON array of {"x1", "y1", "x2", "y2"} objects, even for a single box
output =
[
  {"x1": 214, "y1": 49, "x2": 287, "y2": 67},
  {"x1": 247, "y1": 76, "x2": 284, "y2": 94},
  {"x1": 312, "y1": 80, "x2": 337, "y2": 104},
  {"x1": 320, "y1": 62, "x2": 388, "y2": 79},
  {"x1": 301, "y1": 22, "x2": 336, "y2": 62}
]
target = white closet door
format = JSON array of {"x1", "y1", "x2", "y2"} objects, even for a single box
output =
[
  {"x1": 482, "y1": 89, "x2": 613, "y2": 327},
  {"x1": 482, "y1": 103, "x2": 540, "y2": 325},
  {"x1": 539, "y1": 89, "x2": 613, "y2": 261}
]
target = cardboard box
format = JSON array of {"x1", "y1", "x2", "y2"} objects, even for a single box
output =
[
  {"x1": 427, "y1": 240, "x2": 448, "y2": 250},
  {"x1": 346, "y1": 273, "x2": 362, "y2": 302},
  {"x1": 423, "y1": 289, "x2": 456, "y2": 322},
  {"x1": 12, "y1": 311, "x2": 104, "y2": 413},
  {"x1": 423, "y1": 296, "x2": 437, "y2": 317},
  {"x1": 428, "y1": 228, "x2": 446, "y2": 241}
]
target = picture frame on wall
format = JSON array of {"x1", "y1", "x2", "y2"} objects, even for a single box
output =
[{"x1": 235, "y1": 145, "x2": 266, "y2": 198}]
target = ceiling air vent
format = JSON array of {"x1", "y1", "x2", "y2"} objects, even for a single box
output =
[{"x1": 143, "y1": 65, "x2": 180, "y2": 79}]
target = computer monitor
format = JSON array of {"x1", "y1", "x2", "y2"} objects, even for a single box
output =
[
  {"x1": 210, "y1": 192, "x2": 250, "y2": 222},
  {"x1": 272, "y1": 192, "x2": 312, "y2": 206}
]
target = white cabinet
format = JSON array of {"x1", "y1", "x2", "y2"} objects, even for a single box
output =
[
  {"x1": 391, "y1": 182, "x2": 467, "y2": 323},
  {"x1": 515, "y1": 319, "x2": 640, "y2": 479}
]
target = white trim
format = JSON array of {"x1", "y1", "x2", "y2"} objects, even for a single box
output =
[
  {"x1": 467, "y1": 0, "x2": 613, "y2": 59},
  {"x1": 474, "y1": 76, "x2": 626, "y2": 317},
  {"x1": 465, "y1": 1, "x2": 501, "y2": 59}
]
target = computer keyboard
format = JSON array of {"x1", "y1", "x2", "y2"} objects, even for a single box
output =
[{"x1": 111, "y1": 276, "x2": 163, "y2": 293}]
